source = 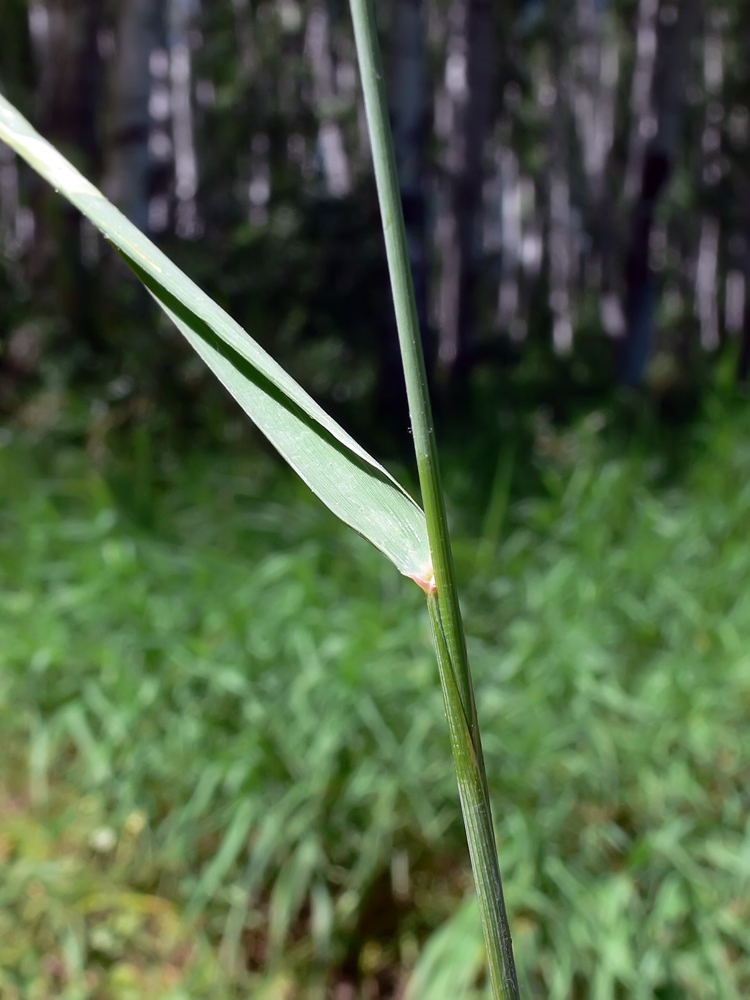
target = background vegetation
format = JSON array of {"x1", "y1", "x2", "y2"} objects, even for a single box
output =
[
  {"x1": 2, "y1": 386, "x2": 750, "y2": 997},
  {"x1": 2, "y1": 0, "x2": 750, "y2": 996}
]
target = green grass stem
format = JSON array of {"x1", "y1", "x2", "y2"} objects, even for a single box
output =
[{"x1": 347, "y1": 1, "x2": 520, "y2": 996}]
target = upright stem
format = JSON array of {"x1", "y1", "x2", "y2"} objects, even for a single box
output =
[{"x1": 347, "y1": 2, "x2": 520, "y2": 997}]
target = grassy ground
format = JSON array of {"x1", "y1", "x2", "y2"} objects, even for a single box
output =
[{"x1": 1, "y1": 397, "x2": 750, "y2": 998}]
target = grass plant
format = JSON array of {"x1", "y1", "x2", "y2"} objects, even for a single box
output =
[{"x1": 0, "y1": 37, "x2": 520, "y2": 995}]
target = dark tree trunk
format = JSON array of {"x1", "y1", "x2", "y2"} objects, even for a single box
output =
[
  {"x1": 739, "y1": 291, "x2": 750, "y2": 384},
  {"x1": 391, "y1": 0, "x2": 430, "y2": 363},
  {"x1": 28, "y1": 0, "x2": 105, "y2": 363},
  {"x1": 737, "y1": 183, "x2": 750, "y2": 383},
  {"x1": 435, "y1": 0, "x2": 496, "y2": 384},
  {"x1": 0, "y1": 0, "x2": 36, "y2": 111},
  {"x1": 107, "y1": 0, "x2": 164, "y2": 232},
  {"x1": 375, "y1": 0, "x2": 432, "y2": 430},
  {"x1": 0, "y1": 0, "x2": 35, "y2": 270},
  {"x1": 620, "y1": 0, "x2": 703, "y2": 385}
]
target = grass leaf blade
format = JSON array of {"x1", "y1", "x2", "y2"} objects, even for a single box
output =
[{"x1": 0, "y1": 93, "x2": 430, "y2": 580}]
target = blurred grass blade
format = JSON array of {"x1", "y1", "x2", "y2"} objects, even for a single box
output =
[
  {"x1": 190, "y1": 798, "x2": 257, "y2": 914},
  {"x1": 310, "y1": 880, "x2": 335, "y2": 959},
  {"x1": 404, "y1": 896, "x2": 485, "y2": 1000},
  {"x1": 268, "y1": 836, "x2": 321, "y2": 956},
  {"x1": 0, "y1": 93, "x2": 430, "y2": 581}
]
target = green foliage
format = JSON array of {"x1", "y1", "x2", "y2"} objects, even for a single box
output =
[
  {"x1": 0, "y1": 783, "x2": 233, "y2": 1000},
  {"x1": 420, "y1": 404, "x2": 750, "y2": 999},
  {"x1": 0, "y1": 428, "x2": 442, "y2": 995},
  {"x1": 2, "y1": 399, "x2": 750, "y2": 996}
]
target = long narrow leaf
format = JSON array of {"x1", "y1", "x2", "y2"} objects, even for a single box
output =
[{"x1": 0, "y1": 94, "x2": 431, "y2": 581}]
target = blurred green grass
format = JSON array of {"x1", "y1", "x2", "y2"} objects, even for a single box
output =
[{"x1": 1, "y1": 399, "x2": 750, "y2": 998}]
